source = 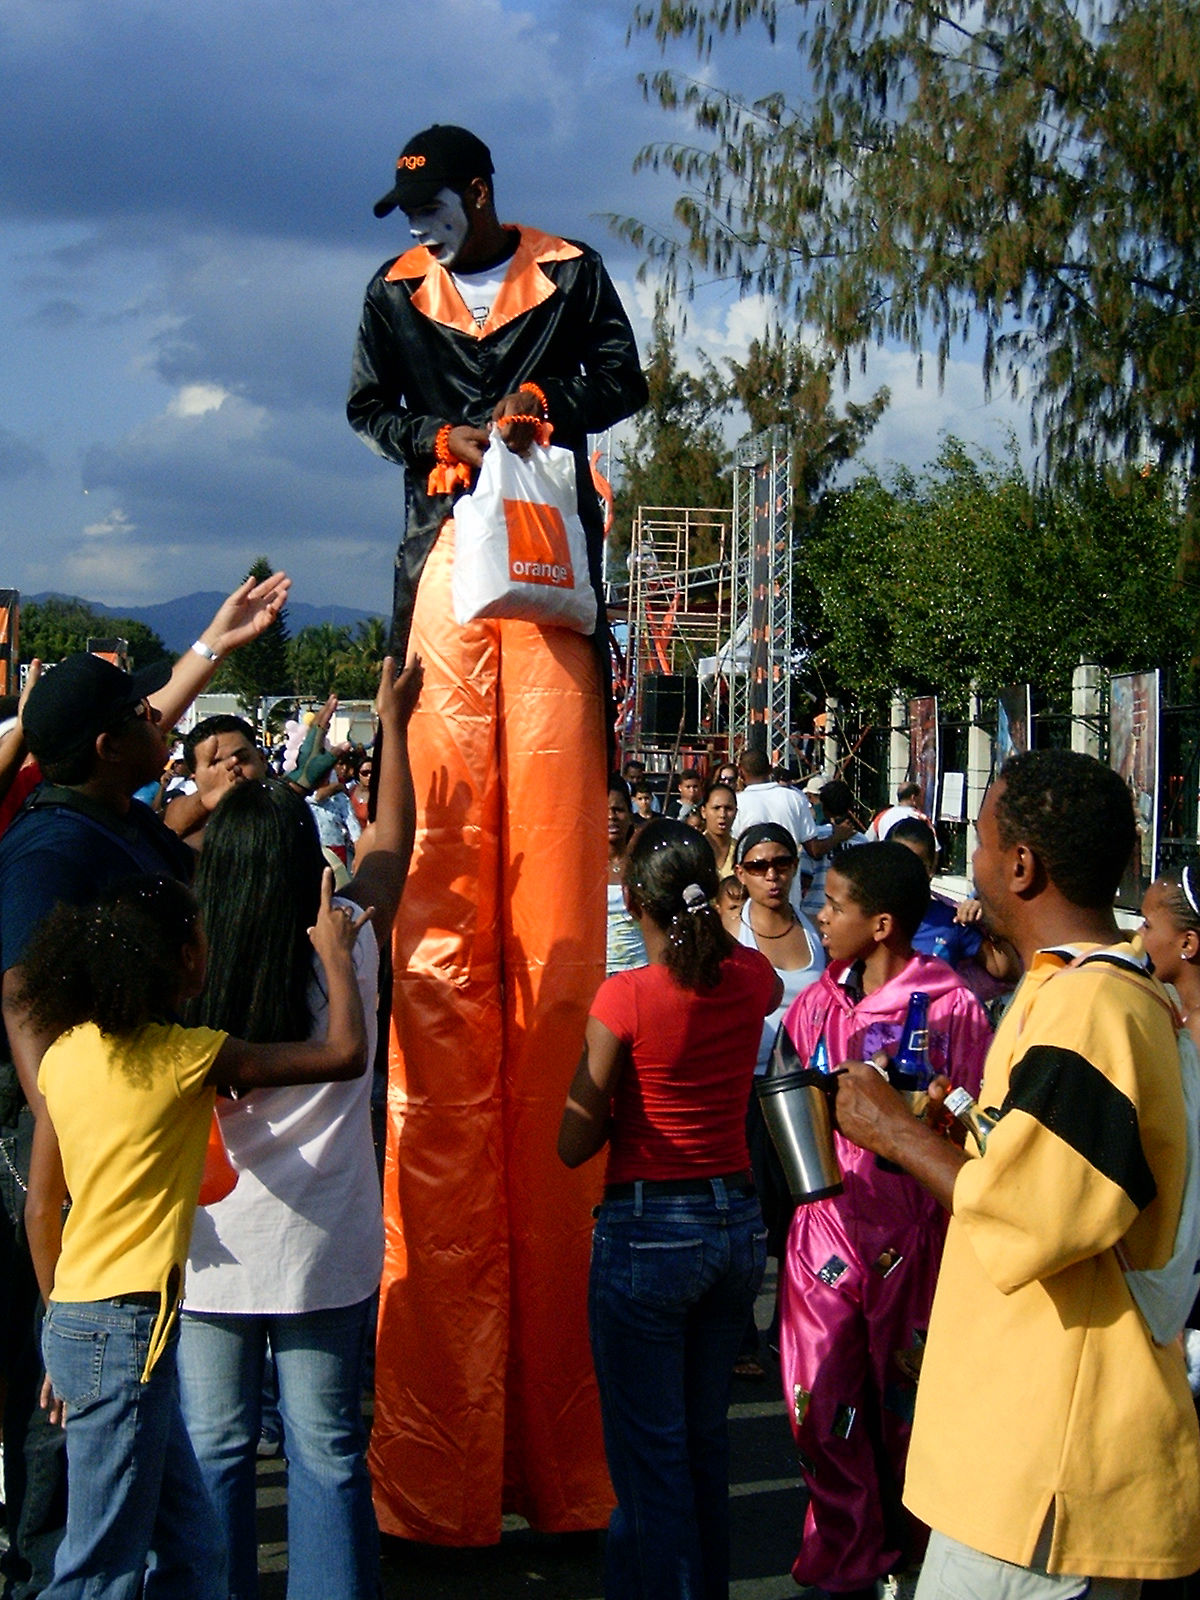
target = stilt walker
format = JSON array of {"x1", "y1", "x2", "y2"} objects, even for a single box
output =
[{"x1": 348, "y1": 124, "x2": 647, "y2": 1544}]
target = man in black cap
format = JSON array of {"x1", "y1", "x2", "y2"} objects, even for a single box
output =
[
  {"x1": 349, "y1": 122, "x2": 646, "y2": 658},
  {"x1": 348, "y1": 126, "x2": 645, "y2": 1547},
  {"x1": 0, "y1": 572, "x2": 287, "y2": 1599}
]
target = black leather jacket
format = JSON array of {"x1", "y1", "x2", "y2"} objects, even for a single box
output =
[{"x1": 347, "y1": 224, "x2": 648, "y2": 655}]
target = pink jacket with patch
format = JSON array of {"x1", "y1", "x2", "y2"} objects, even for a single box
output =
[{"x1": 783, "y1": 952, "x2": 991, "y2": 1219}]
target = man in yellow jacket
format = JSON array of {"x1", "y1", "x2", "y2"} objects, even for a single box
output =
[{"x1": 832, "y1": 748, "x2": 1200, "y2": 1596}]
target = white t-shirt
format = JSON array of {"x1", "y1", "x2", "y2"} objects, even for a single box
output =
[
  {"x1": 735, "y1": 902, "x2": 825, "y2": 1073},
  {"x1": 729, "y1": 782, "x2": 818, "y2": 851},
  {"x1": 450, "y1": 264, "x2": 509, "y2": 328},
  {"x1": 869, "y1": 802, "x2": 931, "y2": 840},
  {"x1": 184, "y1": 906, "x2": 382, "y2": 1314}
]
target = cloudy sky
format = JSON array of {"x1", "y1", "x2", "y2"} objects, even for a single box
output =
[{"x1": 0, "y1": 0, "x2": 1028, "y2": 615}]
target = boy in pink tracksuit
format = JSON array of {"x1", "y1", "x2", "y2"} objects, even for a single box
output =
[{"x1": 778, "y1": 843, "x2": 991, "y2": 1598}]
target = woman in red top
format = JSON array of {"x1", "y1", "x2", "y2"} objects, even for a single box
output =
[{"x1": 559, "y1": 820, "x2": 781, "y2": 1600}]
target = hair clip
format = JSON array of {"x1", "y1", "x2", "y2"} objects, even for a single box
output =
[{"x1": 681, "y1": 883, "x2": 707, "y2": 914}]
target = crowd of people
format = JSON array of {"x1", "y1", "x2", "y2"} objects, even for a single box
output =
[
  {"x1": 1, "y1": 602, "x2": 1199, "y2": 1600},
  {"x1": 2, "y1": 112, "x2": 1199, "y2": 1600}
]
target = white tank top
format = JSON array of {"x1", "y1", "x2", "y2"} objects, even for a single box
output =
[{"x1": 737, "y1": 903, "x2": 826, "y2": 1073}]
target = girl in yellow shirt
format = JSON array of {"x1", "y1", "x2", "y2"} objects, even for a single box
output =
[{"x1": 21, "y1": 868, "x2": 370, "y2": 1600}]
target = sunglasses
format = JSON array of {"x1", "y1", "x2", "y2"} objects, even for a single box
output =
[{"x1": 740, "y1": 854, "x2": 796, "y2": 877}]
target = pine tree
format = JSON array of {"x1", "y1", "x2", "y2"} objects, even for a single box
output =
[
  {"x1": 621, "y1": 0, "x2": 1200, "y2": 487},
  {"x1": 211, "y1": 556, "x2": 290, "y2": 716},
  {"x1": 611, "y1": 295, "x2": 732, "y2": 575},
  {"x1": 724, "y1": 328, "x2": 889, "y2": 511}
]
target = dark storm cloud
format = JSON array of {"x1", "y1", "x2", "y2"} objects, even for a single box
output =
[
  {"x1": 28, "y1": 297, "x2": 85, "y2": 329},
  {"x1": 0, "y1": 0, "x2": 677, "y2": 263},
  {"x1": 81, "y1": 395, "x2": 396, "y2": 547}
]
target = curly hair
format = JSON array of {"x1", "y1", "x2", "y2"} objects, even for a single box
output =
[
  {"x1": 994, "y1": 750, "x2": 1136, "y2": 909},
  {"x1": 625, "y1": 819, "x2": 732, "y2": 991},
  {"x1": 17, "y1": 875, "x2": 199, "y2": 1041}
]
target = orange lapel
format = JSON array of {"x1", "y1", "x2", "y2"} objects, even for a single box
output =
[{"x1": 384, "y1": 227, "x2": 583, "y2": 340}]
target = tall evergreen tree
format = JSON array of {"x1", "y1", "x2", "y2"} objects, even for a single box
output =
[
  {"x1": 724, "y1": 328, "x2": 889, "y2": 512},
  {"x1": 612, "y1": 295, "x2": 732, "y2": 574},
  {"x1": 212, "y1": 556, "x2": 290, "y2": 716},
  {"x1": 623, "y1": 0, "x2": 1200, "y2": 489}
]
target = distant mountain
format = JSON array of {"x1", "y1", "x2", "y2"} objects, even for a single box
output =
[{"x1": 27, "y1": 592, "x2": 383, "y2": 654}]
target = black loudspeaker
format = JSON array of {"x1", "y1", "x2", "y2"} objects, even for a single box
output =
[{"x1": 642, "y1": 674, "x2": 700, "y2": 738}]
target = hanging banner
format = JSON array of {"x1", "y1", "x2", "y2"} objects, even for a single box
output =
[
  {"x1": 908, "y1": 695, "x2": 940, "y2": 819},
  {"x1": 1110, "y1": 671, "x2": 1160, "y2": 906},
  {"x1": 0, "y1": 591, "x2": 18, "y2": 697},
  {"x1": 746, "y1": 460, "x2": 773, "y2": 747},
  {"x1": 996, "y1": 684, "x2": 1032, "y2": 770}
]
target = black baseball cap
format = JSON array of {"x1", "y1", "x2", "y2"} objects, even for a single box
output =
[
  {"x1": 23, "y1": 652, "x2": 172, "y2": 767},
  {"x1": 373, "y1": 124, "x2": 494, "y2": 218}
]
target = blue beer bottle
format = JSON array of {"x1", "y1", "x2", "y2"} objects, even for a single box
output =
[
  {"x1": 888, "y1": 991, "x2": 933, "y2": 1093},
  {"x1": 876, "y1": 991, "x2": 934, "y2": 1171}
]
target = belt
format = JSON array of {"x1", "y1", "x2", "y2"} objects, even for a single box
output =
[{"x1": 604, "y1": 1170, "x2": 755, "y2": 1201}]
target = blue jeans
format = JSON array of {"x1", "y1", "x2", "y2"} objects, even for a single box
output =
[
  {"x1": 588, "y1": 1181, "x2": 767, "y2": 1600},
  {"x1": 177, "y1": 1299, "x2": 378, "y2": 1600},
  {"x1": 41, "y1": 1298, "x2": 225, "y2": 1600}
]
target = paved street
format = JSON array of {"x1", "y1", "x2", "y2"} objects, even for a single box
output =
[{"x1": 255, "y1": 1268, "x2": 805, "y2": 1599}]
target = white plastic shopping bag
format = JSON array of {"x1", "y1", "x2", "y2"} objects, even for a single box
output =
[{"x1": 451, "y1": 437, "x2": 597, "y2": 634}]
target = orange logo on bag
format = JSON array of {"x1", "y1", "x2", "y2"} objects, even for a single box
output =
[
  {"x1": 504, "y1": 499, "x2": 574, "y2": 588},
  {"x1": 397, "y1": 154, "x2": 427, "y2": 171}
]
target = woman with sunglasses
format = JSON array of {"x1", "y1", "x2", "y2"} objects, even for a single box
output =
[
  {"x1": 724, "y1": 823, "x2": 826, "y2": 1374},
  {"x1": 349, "y1": 750, "x2": 373, "y2": 832},
  {"x1": 727, "y1": 825, "x2": 825, "y2": 1051}
]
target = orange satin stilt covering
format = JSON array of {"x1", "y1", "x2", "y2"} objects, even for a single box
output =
[{"x1": 370, "y1": 520, "x2": 613, "y2": 1545}]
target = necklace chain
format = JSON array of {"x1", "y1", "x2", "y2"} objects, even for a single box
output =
[{"x1": 750, "y1": 907, "x2": 796, "y2": 941}]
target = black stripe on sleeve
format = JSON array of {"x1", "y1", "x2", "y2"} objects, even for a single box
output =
[{"x1": 1001, "y1": 1045, "x2": 1158, "y2": 1212}]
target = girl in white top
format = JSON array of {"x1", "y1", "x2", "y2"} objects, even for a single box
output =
[{"x1": 178, "y1": 658, "x2": 421, "y2": 1600}]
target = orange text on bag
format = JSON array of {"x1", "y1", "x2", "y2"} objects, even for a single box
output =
[{"x1": 504, "y1": 498, "x2": 575, "y2": 589}]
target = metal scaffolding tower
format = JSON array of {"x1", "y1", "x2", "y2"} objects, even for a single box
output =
[
  {"x1": 731, "y1": 429, "x2": 795, "y2": 761},
  {"x1": 621, "y1": 505, "x2": 732, "y2": 752}
]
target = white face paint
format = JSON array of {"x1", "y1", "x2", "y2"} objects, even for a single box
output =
[{"x1": 405, "y1": 187, "x2": 470, "y2": 266}]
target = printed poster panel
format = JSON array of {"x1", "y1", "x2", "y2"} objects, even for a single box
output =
[
  {"x1": 908, "y1": 696, "x2": 939, "y2": 820},
  {"x1": 1110, "y1": 670, "x2": 1160, "y2": 906},
  {"x1": 746, "y1": 461, "x2": 773, "y2": 748},
  {"x1": 996, "y1": 685, "x2": 1031, "y2": 771},
  {"x1": 0, "y1": 591, "x2": 17, "y2": 697}
]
